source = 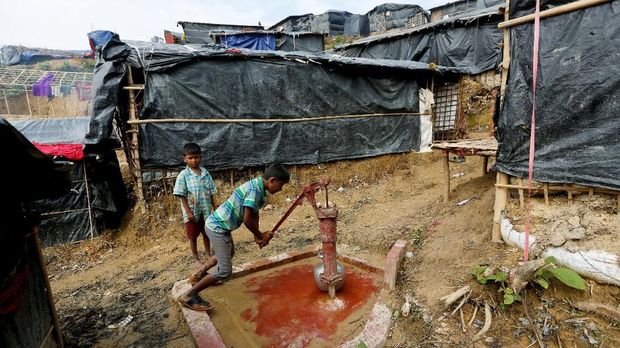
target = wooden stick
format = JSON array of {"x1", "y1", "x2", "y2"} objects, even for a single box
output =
[
  {"x1": 518, "y1": 177, "x2": 525, "y2": 208},
  {"x1": 492, "y1": 172, "x2": 509, "y2": 242},
  {"x1": 443, "y1": 151, "x2": 450, "y2": 203},
  {"x1": 83, "y1": 162, "x2": 95, "y2": 238},
  {"x1": 440, "y1": 285, "x2": 471, "y2": 307},
  {"x1": 482, "y1": 156, "x2": 488, "y2": 175},
  {"x1": 468, "y1": 305, "x2": 479, "y2": 326},
  {"x1": 567, "y1": 188, "x2": 573, "y2": 205},
  {"x1": 499, "y1": 0, "x2": 511, "y2": 102},
  {"x1": 230, "y1": 170, "x2": 234, "y2": 186},
  {"x1": 494, "y1": 183, "x2": 620, "y2": 195},
  {"x1": 24, "y1": 85, "x2": 33, "y2": 116},
  {"x1": 127, "y1": 67, "x2": 147, "y2": 212},
  {"x1": 126, "y1": 112, "x2": 431, "y2": 125},
  {"x1": 543, "y1": 183, "x2": 549, "y2": 205},
  {"x1": 474, "y1": 302, "x2": 492, "y2": 340},
  {"x1": 498, "y1": 0, "x2": 610, "y2": 29},
  {"x1": 32, "y1": 226, "x2": 64, "y2": 347},
  {"x1": 2, "y1": 89, "x2": 10, "y2": 115},
  {"x1": 161, "y1": 169, "x2": 168, "y2": 194}
]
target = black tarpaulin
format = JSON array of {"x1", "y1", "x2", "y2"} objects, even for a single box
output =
[
  {"x1": 335, "y1": 6, "x2": 503, "y2": 74},
  {"x1": 87, "y1": 38, "x2": 462, "y2": 170},
  {"x1": 495, "y1": 0, "x2": 620, "y2": 190}
]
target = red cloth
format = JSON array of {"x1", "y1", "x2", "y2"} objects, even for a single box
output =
[{"x1": 32, "y1": 142, "x2": 84, "y2": 161}]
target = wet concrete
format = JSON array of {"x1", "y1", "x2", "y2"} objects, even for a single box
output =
[{"x1": 204, "y1": 257, "x2": 381, "y2": 347}]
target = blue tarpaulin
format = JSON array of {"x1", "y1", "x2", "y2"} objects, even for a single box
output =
[
  {"x1": 88, "y1": 30, "x2": 116, "y2": 51},
  {"x1": 220, "y1": 33, "x2": 276, "y2": 50}
]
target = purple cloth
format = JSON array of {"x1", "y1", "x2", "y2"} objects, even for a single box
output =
[{"x1": 32, "y1": 73, "x2": 55, "y2": 97}]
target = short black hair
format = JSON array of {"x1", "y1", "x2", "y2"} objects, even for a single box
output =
[
  {"x1": 183, "y1": 143, "x2": 201, "y2": 156},
  {"x1": 263, "y1": 163, "x2": 290, "y2": 183}
]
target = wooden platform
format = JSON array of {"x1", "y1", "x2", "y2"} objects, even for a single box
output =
[{"x1": 432, "y1": 137, "x2": 498, "y2": 203}]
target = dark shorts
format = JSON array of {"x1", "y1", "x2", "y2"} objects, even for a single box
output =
[{"x1": 185, "y1": 217, "x2": 205, "y2": 240}]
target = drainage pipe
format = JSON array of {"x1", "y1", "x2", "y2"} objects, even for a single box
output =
[{"x1": 500, "y1": 218, "x2": 620, "y2": 286}]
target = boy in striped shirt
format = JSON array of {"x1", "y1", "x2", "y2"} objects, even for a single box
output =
[{"x1": 177, "y1": 163, "x2": 290, "y2": 311}]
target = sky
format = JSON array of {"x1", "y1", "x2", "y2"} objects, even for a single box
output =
[{"x1": 0, "y1": 0, "x2": 447, "y2": 50}]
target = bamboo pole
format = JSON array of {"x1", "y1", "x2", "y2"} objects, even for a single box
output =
[
  {"x1": 498, "y1": 0, "x2": 609, "y2": 29},
  {"x1": 482, "y1": 156, "x2": 488, "y2": 175},
  {"x1": 83, "y1": 162, "x2": 95, "y2": 238},
  {"x1": 443, "y1": 151, "x2": 450, "y2": 203},
  {"x1": 543, "y1": 183, "x2": 549, "y2": 205},
  {"x1": 126, "y1": 112, "x2": 431, "y2": 125},
  {"x1": 127, "y1": 68, "x2": 147, "y2": 211},
  {"x1": 499, "y1": 0, "x2": 511, "y2": 101},
  {"x1": 2, "y1": 89, "x2": 10, "y2": 115},
  {"x1": 492, "y1": 172, "x2": 509, "y2": 242},
  {"x1": 32, "y1": 226, "x2": 64, "y2": 348},
  {"x1": 517, "y1": 177, "x2": 525, "y2": 208},
  {"x1": 494, "y1": 183, "x2": 620, "y2": 195},
  {"x1": 24, "y1": 85, "x2": 32, "y2": 116}
]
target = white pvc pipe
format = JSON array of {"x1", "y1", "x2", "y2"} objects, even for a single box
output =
[{"x1": 501, "y1": 218, "x2": 620, "y2": 286}]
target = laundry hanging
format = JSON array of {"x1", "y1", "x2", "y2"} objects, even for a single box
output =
[{"x1": 31, "y1": 73, "x2": 55, "y2": 97}]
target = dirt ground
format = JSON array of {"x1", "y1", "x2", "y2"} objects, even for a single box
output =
[{"x1": 44, "y1": 151, "x2": 620, "y2": 347}]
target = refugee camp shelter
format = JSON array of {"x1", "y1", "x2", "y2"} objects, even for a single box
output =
[
  {"x1": 491, "y1": 0, "x2": 620, "y2": 240},
  {"x1": 177, "y1": 21, "x2": 265, "y2": 44},
  {"x1": 268, "y1": 3, "x2": 428, "y2": 36},
  {"x1": 0, "y1": 118, "x2": 68, "y2": 347},
  {"x1": 0, "y1": 67, "x2": 94, "y2": 117},
  {"x1": 86, "y1": 35, "x2": 464, "y2": 204},
  {"x1": 210, "y1": 30, "x2": 325, "y2": 52},
  {"x1": 9, "y1": 117, "x2": 128, "y2": 246},
  {"x1": 335, "y1": 4, "x2": 503, "y2": 141}
]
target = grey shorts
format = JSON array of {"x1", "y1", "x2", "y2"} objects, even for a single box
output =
[{"x1": 205, "y1": 226, "x2": 234, "y2": 281}]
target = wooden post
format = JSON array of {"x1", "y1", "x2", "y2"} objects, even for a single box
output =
[
  {"x1": 24, "y1": 85, "x2": 33, "y2": 116},
  {"x1": 127, "y1": 67, "x2": 146, "y2": 211},
  {"x1": 567, "y1": 189, "x2": 573, "y2": 205},
  {"x1": 482, "y1": 156, "x2": 488, "y2": 175},
  {"x1": 33, "y1": 226, "x2": 64, "y2": 348},
  {"x1": 543, "y1": 183, "x2": 549, "y2": 205},
  {"x1": 2, "y1": 89, "x2": 10, "y2": 115},
  {"x1": 161, "y1": 169, "x2": 168, "y2": 194},
  {"x1": 517, "y1": 177, "x2": 525, "y2": 208},
  {"x1": 443, "y1": 151, "x2": 450, "y2": 203},
  {"x1": 83, "y1": 162, "x2": 95, "y2": 238},
  {"x1": 492, "y1": 172, "x2": 509, "y2": 242},
  {"x1": 498, "y1": 0, "x2": 610, "y2": 29},
  {"x1": 499, "y1": 0, "x2": 511, "y2": 103},
  {"x1": 230, "y1": 170, "x2": 234, "y2": 187},
  {"x1": 617, "y1": 195, "x2": 620, "y2": 211}
]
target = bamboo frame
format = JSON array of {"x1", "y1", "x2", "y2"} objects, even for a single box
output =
[
  {"x1": 498, "y1": 0, "x2": 609, "y2": 29},
  {"x1": 83, "y1": 162, "x2": 95, "y2": 238},
  {"x1": 32, "y1": 226, "x2": 64, "y2": 348},
  {"x1": 494, "y1": 183, "x2": 620, "y2": 196},
  {"x1": 24, "y1": 85, "x2": 32, "y2": 116},
  {"x1": 126, "y1": 112, "x2": 431, "y2": 125},
  {"x1": 2, "y1": 89, "x2": 9, "y2": 115},
  {"x1": 126, "y1": 69, "x2": 147, "y2": 211}
]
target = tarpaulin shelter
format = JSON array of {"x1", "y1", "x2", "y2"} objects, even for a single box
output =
[
  {"x1": 9, "y1": 117, "x2": 128, "y2": 246},
  {"x1": 85, "y1": 36, "x2": 464, "y2": 203},
  {"x1": 495, "y1": 0, "x2": 620, "y2": 191},
  {"x1": 0, "y1": 118, "x2": 68, "y2": 347},
  {"x1": 177, "y1": 21, "x2": 265, "y2": 44},
  {"x1": 490, "y1": 0, "x2": 620, "y2": 242},
  {"x1": 334, "y1": 5, "x2": 504, "y2": 75},
  {"x1": 0, "y1": 45, "x2": 85, "y2": 66},
  {"x1": 211, "y1": 31, "x2": 325, "y2": 52},
  {"x1": 268, "y1": 4, "x2": 428, "y2": 36}
]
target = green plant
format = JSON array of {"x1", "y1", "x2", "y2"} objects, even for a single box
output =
[
  {"x1": 356, "y1": 342, "x2": 368, "y2": 348},
  {"x1": 472, "y1": 258, "x2": 586, "y2": 310},
  {"x1": 534, "y1": 257, "x2": 586, "y2": 291},
  {"x1": 471, "y1": 265, "x2": 514, "y2": 309}
]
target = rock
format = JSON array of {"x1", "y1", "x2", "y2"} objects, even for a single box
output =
[
  {"x1": 337, "y1": 186, "x2": 345, "y2": 193},
  {"x1": 264, "y1": 204, "x2": 273, "y2": 211}
]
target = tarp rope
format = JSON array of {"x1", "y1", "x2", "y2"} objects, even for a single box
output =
[{"x1": 524, "y1": 0, "x2": 542, "y2": 261}]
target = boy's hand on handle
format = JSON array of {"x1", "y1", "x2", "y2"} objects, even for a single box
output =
[{"x1": 257, "y1": 231, "x2": 274, "y2": 249}]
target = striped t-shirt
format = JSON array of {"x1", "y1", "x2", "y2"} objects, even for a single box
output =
[{"x1": 206, "y1": 177, "x2": 266, "y2": 233}]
